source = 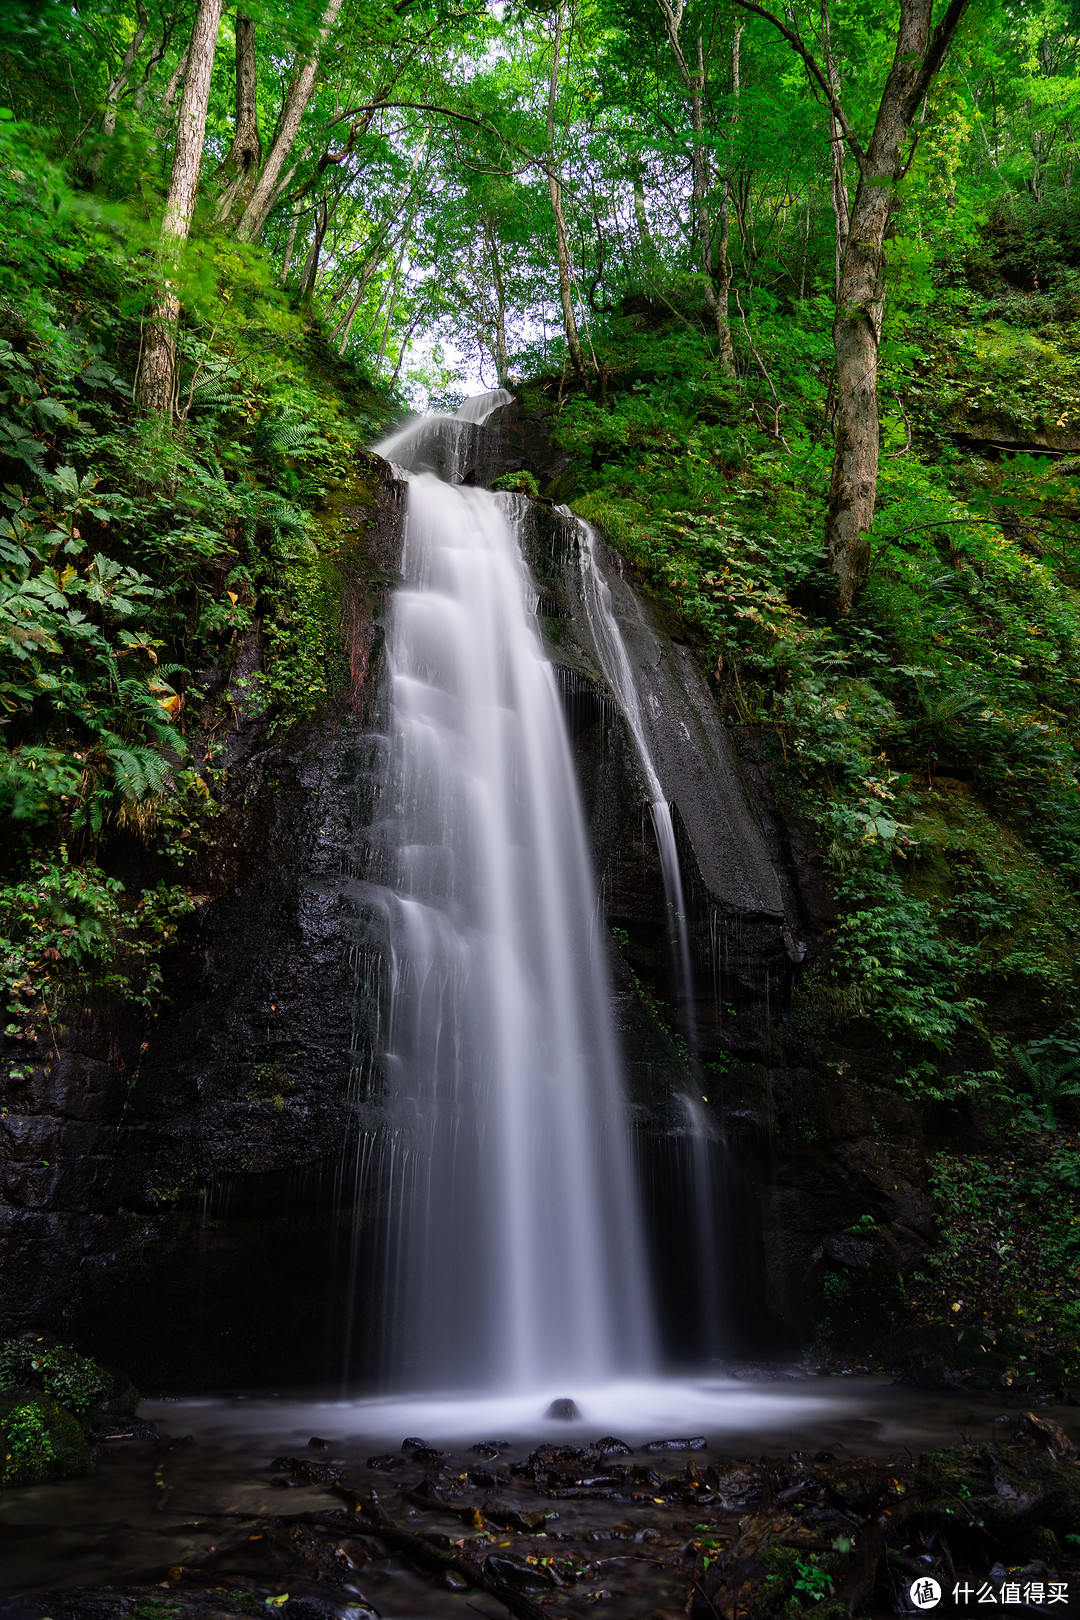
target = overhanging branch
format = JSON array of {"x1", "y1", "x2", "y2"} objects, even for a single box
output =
[{"x1": 730, "y1": 0, "x2": 867, "y2": 172}]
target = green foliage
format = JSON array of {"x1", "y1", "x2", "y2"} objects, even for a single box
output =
[
  {"x1": 907, "y1": 1142, "x2": 1080, "y2": 1382},
  {"x1": 1, "y1": 854, "x2": 196, "y2": 1015},
  {"x1": 0, "y1": 1336, "x2": 107, "y2": 1485},
  {"x1": 491, "y1": 469, "x2": 540, "y2": 497},
  {"x1": 554, "y1": 291, "x2": 1080, "y2": 1102},
  {"x1": 0, "y1": 1337, "x2": 113, "y2": 1418},
  {"x1": 1013, "y1": 1020, "x2": 1080, "y2": 1131},
  {"x1": 0, "y1": 116, "x2": 396, "y2": 1013},
  {"x1": 0, "y1": 1392, "x2": 92, "y2": 1487}
]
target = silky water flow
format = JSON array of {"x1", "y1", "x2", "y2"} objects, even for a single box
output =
[
  {"x1": 357, "y1": 393, "x2": 654, "y2": 1400},
  {"x1": 575, "y1": 518, "x2": 726, "y2": 1360}
]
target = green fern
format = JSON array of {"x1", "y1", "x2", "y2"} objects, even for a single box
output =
[{"x1": 253, "y1": 412, "x2": 321, "y2": 460}]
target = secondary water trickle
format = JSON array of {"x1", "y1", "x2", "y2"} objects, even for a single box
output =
[
  {"x1": 359, "y1": 392, "x2": 654, "y2": 1396},
  {"x1": 574, "y1": 515, "x2": 727, "y2": 1359},
  {"x1": 575, "y1": 519, "x2": 696, "y2": 1036}
]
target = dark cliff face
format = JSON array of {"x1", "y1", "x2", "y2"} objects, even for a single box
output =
[
  {"x1": 0, "y1": 457, "x2": 404, "y2": 1383},
  {"x1": 0, "y1": 415, "x2": 933, "y2": 1385}
]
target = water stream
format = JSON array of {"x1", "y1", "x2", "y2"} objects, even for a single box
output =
[
  {"x1": 574, "y1": 516, "x2": 727, "y2": 1359},
  {"x1": 574, "y1": 518, "x2": 696, "y2": 1039},
  {"x1": 358, "y1": 394, "x2": 653, "y2": 1396}
]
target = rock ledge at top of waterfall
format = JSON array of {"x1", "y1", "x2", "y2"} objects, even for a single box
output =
[
  {"x1": 373, "y1": 388, "x2": 514, "y2": 477},
  {"x1": 453, "y1": 387, "x2": 514, "y2": 424}
]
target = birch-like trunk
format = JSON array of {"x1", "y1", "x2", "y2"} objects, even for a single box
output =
[
  {"x1": 154, "y1": 47, "x2": 189, "y2": 138},
  {"x1": 654, "y1": 0, "x2": 736, "y2": 375},
  {"x1": 92, "y1": 2, "x2": 150, "y2": 170},
  {"x1": 214, "y1": 14, "x2": 261, "y2": 226},
  {"x1": 547, "y1": 3, "x2": 589, "y2": 382},
  {"x1": 234, "y1": 0, "x2": 344, "y2": 242},
  {"x1": 136, "y1": 0, "x2": 223, "y2": 413},
  {"x1": 487, "y1": 219, "x2": 509, "y2": 385},
  {"x1": 821, "y1": 1, "x2": 850, "y2": 297},
  {"x1": 631, "y1": 161, "x2": 655, "y2": 254}
]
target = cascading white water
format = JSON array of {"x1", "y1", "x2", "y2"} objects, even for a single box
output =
[
  {"x1": 574, "y1": 517, "x2": 727, "y2": 1357},
  {"x1": 453, "y1": 386, "x2": 514, "y2": 423},
  {"x1": 364, "y1": 397, "x2": 654, "y2": 1394},
  {"x1": 575, "y1": 519, "x2": 696, "y2": 1034}
]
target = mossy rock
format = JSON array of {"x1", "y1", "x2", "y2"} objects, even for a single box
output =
[
  {"x1": 915, "y1": 1444, "x2": 988, "y2": 1499},
  {"x1": 491, "y1": 468, "x2": 540, "y2": 497},
  {"x1": 0, "y1": 1337, "x2": 115, "y2": 1422},
  {"x1": 104, "y1": 1377, "x2": 142, "y2": 1418},
  {"x1": 0, "y1": 1391, "x2": 93, "y2": 1486}
]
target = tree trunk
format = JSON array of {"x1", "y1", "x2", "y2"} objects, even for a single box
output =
[
  {"x1": 821, "y1": 1, "x2": 850, "y2": 297},
  {"x1": 215, "y1": 13, "x2": 261, "y2": 226},
  {"x1": 234, "y1": 0, "x2": 344, "y2": 242},
  {"x1": 826, "y1": 0, "x2": 971, "y2": 612},
  {"x1": 487, "y1": 218, "x2": 509, "y2": 385},
  {"x1": 547, "y1": 2, "x2": 589, "y2": 382},
  {"x1": 92, "y1": 2, "x2": 150, "y2": 170},
  {"x1": 653, "y1": 0, "x2": 736, "y2": 375},
  {"x1": 299, "y1": 194, "x2": 336, "y2": 305},
  {"x1": 334, "y1": 257, "x2": 382, "y2": 352},
  {"x1": 281, "y1": 194, "x2": 303, "y2": 285},
  {"x1": 136, "y1": 0, "x2": 223, "y2": 414},
  {"x1": 631, "y1": 160, "x2": 655, "y2": 254},
  {"x1": 154, "y1": 46, "x2": 189, "y2": 138}
]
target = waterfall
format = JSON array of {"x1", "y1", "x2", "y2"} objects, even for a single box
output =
[
  {"x1": 574, "y1": 519, "x2": 696, "y2": 1039},
  {"x1": 573, "y1": 517, "x2": 727, "y2": 1359},
  {"x1": 361, "y1": 397, "x2": 654, "y2": 1394},
  {"x1": 453, "y1": 386, "x2": 514, "y2": 423}
]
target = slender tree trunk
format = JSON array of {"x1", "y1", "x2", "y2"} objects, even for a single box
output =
[
  {"x1": 547, "y1": 2, "x2": 589, "y2": 382},
  {"x1": 281, "y1": 194, "x2": 303, "y2": 285},
  {"x1": 821, "y1": 1, "x2": 850, "y2": 297},
  {"x1": 92, "y1": 2, "x2": 150, "y2": 170},
  {"x1": 732, "y1": 0, "x2": 970, "y2": 609},
  {"x1": 215, "y1": 13, "x2": 261, "y2": 226},
  {"x1": 826, "y1": 0, "x2": 971, "y2": 611},
  {"x1": 631, "y1": 160, "x2": 655, "y2": 254},
  {"x1": 234, "y1": 0, "x2": 344, "y2": 242},
  {"x1": 487, "y1": 218, "x2": 509, "y2": 385},
  {"x1": 299, "y1": 193, "x2": 337, "y2": 304},
  {"x1": 154, "y1": 47, "x2": 188, "y2": 141},
  {"x1": 136, "y1": 0, "x2": 223, "y2": 414},
  {"x1": 654, "y1": 0, "x2": 736, "y2": 374},
  {"x1": 334, "y1": 256, "x2": 383, "y2": 351}
]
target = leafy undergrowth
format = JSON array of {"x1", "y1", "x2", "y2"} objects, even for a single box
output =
[
  {"x1": 547, "y1": 209, "x2": 1080, "y2": 1118},
  {"x1": 0, "y1": 1335, "x2": 129, "y2": 1486},
  {"x1": 907, "y1": 1137, "x2": 1080, "y2": 1386},
  {"x1": 0, "y1": 120, "x2": 397, "y2": 1022},
  {"x1": 543, "y1": 202, "x2": 1080, "y2": 1359}
]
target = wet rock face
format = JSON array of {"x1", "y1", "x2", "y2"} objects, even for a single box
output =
[{"x1": 0, "y1": 458, "x2": 403, "y2": 1368}]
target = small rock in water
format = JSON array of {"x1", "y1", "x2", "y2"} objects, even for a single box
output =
[
  {"x1": 401, "y1": 1436, "x2": 428, "y2": 1450},
  {"x1": 307, "y1": 1435, "x2": 332, "y2": 1450},
  {"x1": 546, "y1": 1397, "x2": 580, "y2": 1421},
  {"x1": 367, "y1": 1452, "x2": 406, "y2": 1471},
  {"x1": 410, "y1": 1444, "x2": 449, "y2": 1464},
  {"x1": 486, "y1": 1553, "x2": 562, "y2": 1591},
  {"x1": 593, "y1": 1435, "x2": 631, "y2": 1456},
  {"x1": 470, "y1": 1439, "x2": 512, "y2": 1456},
  {"x1": 643, "y1": 1436, "x2": 706, "y2": 1452}
]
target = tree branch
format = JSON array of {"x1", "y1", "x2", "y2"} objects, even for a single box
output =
[
  {"x1": 730, "y1": 0, "x2": 867, "y2": 171},
  {"x1": 904, "y1": 0, "x2": 973, "y2": 121}
]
